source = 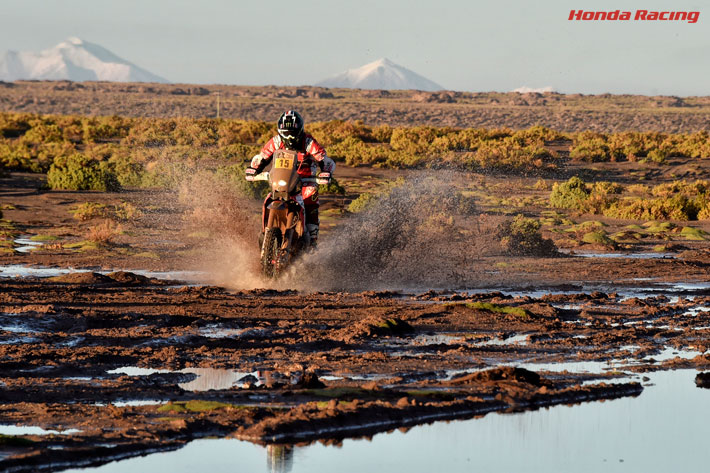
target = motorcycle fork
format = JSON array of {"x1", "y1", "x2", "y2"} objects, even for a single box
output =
[
  {"x1": 266, "y1": 209, "x2": 296, "y2": 252},
  {"x1": 281, "y1": 212, "x2": 296, "y2": 251}
]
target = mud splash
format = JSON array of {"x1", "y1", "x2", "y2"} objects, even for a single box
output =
[{"x1": 289, "y1": 173, "x2": 482, "y2": 292}]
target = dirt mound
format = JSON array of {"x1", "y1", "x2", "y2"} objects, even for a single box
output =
[
  {"x1": 49, "y1": 272, "x2": 114, "y2": 284},
  {"x1": 106, "y1": 271, "x2": 152, "y2": 286},
  {"x1": 336, "y1": 316, "x2": 414, "y2": 342},
  {"x1": 447, "y1": 367, "x2": 543, "y2": 387}
]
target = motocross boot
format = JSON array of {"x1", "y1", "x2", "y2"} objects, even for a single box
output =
[
  {"x1": 307, "y1": 224, "x2": 318, "y2": 249},
  {"x1": 305, "y1": 205, "x2": 319, "y2": 249}
]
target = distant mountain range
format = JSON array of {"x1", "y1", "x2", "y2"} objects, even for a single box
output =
[
  {"x1": 0, "y1": 37, "x2": 167, "y2": 83},
  {"x1": 316, "y1": 58, "x2": 443, "y2": 91}
]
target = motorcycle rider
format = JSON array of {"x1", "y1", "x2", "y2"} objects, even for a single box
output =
[{"x1": 248, "y1": 110, "x2": 335, "y2": 247}]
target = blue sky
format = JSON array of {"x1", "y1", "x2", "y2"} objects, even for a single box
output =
[{"x1": 0, "y1": 0, "x2": 707, "y2": 95}]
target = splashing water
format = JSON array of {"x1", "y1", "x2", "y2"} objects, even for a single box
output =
[{"x1": 288, "y1": 173, "x2": 483, "y2": 292}]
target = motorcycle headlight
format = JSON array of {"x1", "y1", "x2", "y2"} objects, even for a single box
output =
[{"x1": 277, "y1": 180, "x2": 288, "y2": 187}]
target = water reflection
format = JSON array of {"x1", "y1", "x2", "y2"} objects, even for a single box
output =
[
  {"x1": 267, "y1": 445, "x2": 293, "y2": 473},
  {"x1": 63, "y1": 369, "x2": 710, "y2": 473}
]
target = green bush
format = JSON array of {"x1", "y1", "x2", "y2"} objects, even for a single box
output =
[
  {"x1": 497, "y1": 214, "x2": 557, "y2": 256},
  {"x1": 47, "y1": 154, "x2": 119, "y2": 191},
  {"x1": 602, "y1": 195, "x2": 699, "y2": 221},
  {"x1": 550, "y1": 176, "x2": 590, "y2": 209},
  {"x1": 318, "y1": 177, "x2": 345, "y2": 195},
  {"x1": 347, "y1": 192, "x2": 378, "y2": 213},
  {"x1": 570, "y1": 132, "x2": 610, "y2": 162},
  {"x1": 215, "y1": 164, "x2": 269, "y2": 199},
  {"x1": 582, "y1": 230, "x2": 614, "y2": 246},
  {"x1": 110, "y1": 156, "x2": 145, "y2": 187}
]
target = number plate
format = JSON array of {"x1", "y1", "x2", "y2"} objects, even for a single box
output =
[{"x1": 274, "y1": 158, "x2": 294, "y2": 169}]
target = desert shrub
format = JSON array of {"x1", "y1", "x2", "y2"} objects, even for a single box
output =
[
  {"x1": 371, "y1": 124, "x2": 393, "y2": 143},
  {"x1": 677, "y1": 131, "x2": 710, "y2": 158},
  {"x1": 217, "y1": 120, "x2": 272, "y2": 146},
  {"x1": 389, "y1": 126, "x2": 445, "y2": 155},
  {"x1": 20, "y1": 119, "x2": 64, "y2": 146},
  {"x1": 172, "y1": 118, "x2": 219, "y2": 147},
  {"x1": 550, "y1": 176, "x2": 590, "y2": 209},
  {"x1": 651, "y1": 180, "x2": 709, "y2": 198},
  {"x1": 533, "y1": 178, "x2": 549, "y2": 190},
  {"x1": 582, "y1": 230, "x2": 614, "y2": 246},
  {"x1": 108, "y1": 156, "x2": 145, "y2": 187},
  {"x1": 592, "y1": 181, "x2": 623, "y2": 195},
  {"x1": 602, "y1": 195, "x2": 698, "y2": 221},
  {"x1": 0, "y1": 113, "x2": 32, "y2": 138},
  {"x1": 122, "y1": 118, "x2": 177, "y2": 147},
  {"x1": 318, "y1": 177, "x2": 346, "y2": 195},
  {"x1": 114, "y1": 202, "x2": 142, "y2": 221},
  {"x1": 0, "y1": 142, "x2": 34, "y2": 171},
  {"x1": 47, "y1": 154, "x2": 120, "y2": 191},
  {"x1": 470, "y1": 138, "x2": 554, "y2": 172},
  {"x1": 139, "y1": 159, "x2": 196, "y2": 189},
  {"x1": 328, "y1": 136, "x2": 383, "y2": 165},
  {"x1": 627, "y1": 184, "x2": 650, "y2": 195},
  {"x1": 82, "y1": 116, "x2": 131, "y2": 143},
  {"x1": 220, "y1": 143, "x2": 261, "y2": 161},
  {"x1": 347, "y1": 192, "x2": 378, "y2": 213},
  {"x1": 570, "y1": 132, "x2": 610, "y2": 162},
  {"x1": 34, "y1": 141, "x2": 77, "y2": 172},
  {"x1": 647, "y1": 148, "x2": 668, "y2": 164},
  {"x1": 214, "y1": 164, "x2": 269, "y2": 199},
  {"x1": 70, "y1": 202, "x2": 109, "y2": 221},
  {"x1": 56, "y1": 116, "x2": 84, "y2": 143},
  {"x1": 307, "y1": 120, "x2": 372, "y2": 147},
  {"x1": 511, "y1": 125, "x2": 564, "y2": 143},
  {"x1": 497, "y1": 214, "x2": 557, "y2": 256},
  {"x1": 85, "y1": 219, "x2": 121, "y2": 245}
]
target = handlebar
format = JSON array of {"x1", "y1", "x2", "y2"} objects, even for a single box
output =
[{"x1": 245, "y1": 168, "x2": 328, "y2": 184}]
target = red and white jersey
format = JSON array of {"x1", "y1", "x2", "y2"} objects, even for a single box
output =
[{"x1": 251, "y1": 133, "x2": 335, "y2": 177}]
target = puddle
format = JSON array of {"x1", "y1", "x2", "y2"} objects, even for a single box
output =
[
  {"x1": 0, "y1": 336, "x2": 39, "y2": 345},
  {"x1": 683, "y1": 306, "x2": 710, "y2": 317},
  {"x1": 0, "y1": 265, "x2": 207, "y2": 283},
  {"x1": 61, "y1": 370, "x2": 709, "y2": 473},
  {"x1": 0, "y1": 265, "x2": 87, "y2": 279},
  {"x1": 128, "y1": 270, "x2": 207, "y2": 282},
  {"x1": 13, "y1": 237, "x2": 44, "y2": 253},
  {"x1": 0, "y1": 319, "x2": 32, "y2": 333},
  {"x1": 0, "y1": 425, "x2": 81, "y2": 436},
  {"x1": 106, "y1": 366, "x2": 298, "y2": 391},
  {"x1": 476, "y1": 334, "x2": 529, "y2": 347},
  {"x1": 560, "y1": 251, "x2": 675, "y2": 260},
  {"x1": 93, "y1": 400, "x2": 165, "y2": 408},
  {"x1": 198, "y1": 326, "x2": 268, "y2": 339},
  {"x1": 178, "y1": 368, "x2": 246, "y2": 392},
  {"x1": 107, "y1": 367, "x2": 171, "y2": 377}
]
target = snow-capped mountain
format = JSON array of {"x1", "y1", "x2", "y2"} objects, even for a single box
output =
[
  {"x1": 316, "y1": 58, "x2": 443, "y2": 91},
  {"x1": 0, "y1": 37, "x2": 167, "y2": 83}
]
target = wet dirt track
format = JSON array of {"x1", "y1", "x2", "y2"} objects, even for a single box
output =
[{"x1": 2, "y1": 266, "x2": 710, "y2": 471}]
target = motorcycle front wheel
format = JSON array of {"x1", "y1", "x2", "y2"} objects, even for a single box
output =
[{"x1": 260, "y1": 228, "x2": 282, "y2": 278}]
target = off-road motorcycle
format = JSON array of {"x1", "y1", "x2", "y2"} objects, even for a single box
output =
[{"x1": 245, "y1": 149, "x2": 330, "y2": 278}]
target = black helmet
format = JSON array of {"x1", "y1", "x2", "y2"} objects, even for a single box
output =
[{"x1": 277, "y1": 110, "x2": 304, "y2": 149}]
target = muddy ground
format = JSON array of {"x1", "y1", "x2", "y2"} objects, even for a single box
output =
[{"x1": 2, "y1": 168, "x2": 710, "y2": 471}]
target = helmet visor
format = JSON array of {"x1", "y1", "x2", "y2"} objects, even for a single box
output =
[{"x1": 279, "y1": 128, "x2": 302, "y2": 147}]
